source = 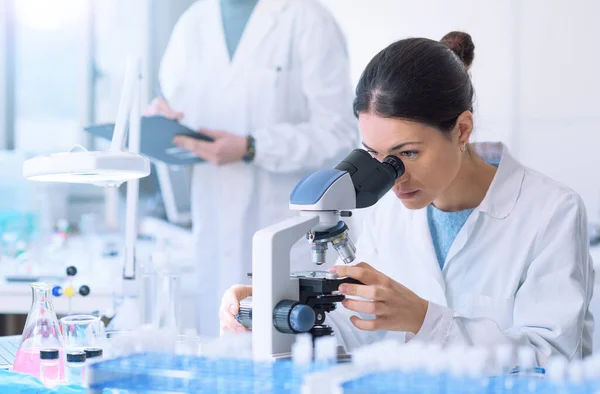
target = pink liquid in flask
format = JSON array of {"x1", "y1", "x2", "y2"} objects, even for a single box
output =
[
  {"x1": 13, "y1": 348, "x2": 65, "y2": 380},
  {"x1": 12, "y1": 283, "x2": 65, "y2": 380}
]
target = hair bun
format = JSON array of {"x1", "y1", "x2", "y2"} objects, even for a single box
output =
[{"x1": 441, "y1": 31, "x2": 475, "y2": 69}]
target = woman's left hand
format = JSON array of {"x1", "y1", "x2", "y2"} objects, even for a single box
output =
[
  {"x1": 173, "y1": 128, "x2": 247, "y2": 166},
  {"x1": 329, "y1": 262, "x2": 429, "y2": 334}
]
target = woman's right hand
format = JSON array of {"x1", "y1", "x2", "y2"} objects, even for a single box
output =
[
  {"x1": 219, "y1": 285, "x2": 253, "y2": 334},
  {"x1": 144, "y1": 97, "x2": 184, "y2": 121}
]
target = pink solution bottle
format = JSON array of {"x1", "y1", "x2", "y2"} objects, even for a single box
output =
[{"x1": 12, "y1": 282, "x2": 65, "y2": 380}]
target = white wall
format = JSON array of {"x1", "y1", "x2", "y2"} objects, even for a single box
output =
[
  {"x1": 322, "y1": 0, "x2": 600, "y2": 219},
  {"x1": 514, "y1": 0, "x2": 600, "y2": 219}
]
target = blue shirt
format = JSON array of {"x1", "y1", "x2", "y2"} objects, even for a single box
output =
[
  {"x1": 428, "y1": 205, "x2": 473, "y2": 269},
  {"x1": 221, "y1": 0, "x2": 259, "y2": 59},
  {"x1": 428, "y1": 155, "x2": 501, "y2": 269}
]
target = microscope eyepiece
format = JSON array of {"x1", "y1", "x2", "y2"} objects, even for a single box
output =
[
  {"x1": 334, "y1": 149, "x2": 406, "y2": 209},
  {"x1": 382, "y1": 155, "x2": 405, "y2": 179}
]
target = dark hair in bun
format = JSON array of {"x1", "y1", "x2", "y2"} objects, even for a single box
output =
[
  {"x1": 441, "y1": 31, "x2": 475, "y2": 69},
  {"x1": 353, "y1": 33, "x2": 475, "y2": 132}
]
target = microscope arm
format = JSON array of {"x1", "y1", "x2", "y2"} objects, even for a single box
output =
[
  {"x1": 252, "y1": 214, "x2": 319, "y2": 360},
  {"x1": 250, "y1": 149, "x2": 404, "y2": 360}
]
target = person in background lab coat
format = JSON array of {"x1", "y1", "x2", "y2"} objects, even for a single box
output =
[
  {"x1": 145, "y1": 0, "x2": 358, "y2": 336},
  {"x1": 220, "y1": 31, "x2": 594, "y2": 364}
]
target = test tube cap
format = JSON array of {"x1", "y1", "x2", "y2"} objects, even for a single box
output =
[
  {"x1": 40, "y1": 349, "x2": 59, "y2": 360},
  {"x1": 67, "y1": 351, "x2": 86, "y2": 363},
  {"x1": 84, "y1": 348, "x2": 103, "y2": 359}
]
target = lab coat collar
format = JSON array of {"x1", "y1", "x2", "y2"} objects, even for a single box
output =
[
  {"x1": 472, "y1": 142, "x2": 525, "y2": 219},
  {"x1": 220, "y1": 0, "x2": 289, "y2": 89}
]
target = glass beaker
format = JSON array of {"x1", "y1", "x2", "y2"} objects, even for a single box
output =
[
  {"x1": 60, "y1": 314, "x2": 103, "y2": 352},
  {"x1": 152, "y1": 270, "x2": 182, "y2": 333},
  {"x1": 140, "y1": 251, "x2": 182, "y2": 333},
  {"x1": 13, "y1": 282, "x2": 65, "y2": 379}
]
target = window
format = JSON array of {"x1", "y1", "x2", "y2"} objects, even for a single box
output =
[{"x1": 13, "y1": 0, "x2": 89, "y2": 152}]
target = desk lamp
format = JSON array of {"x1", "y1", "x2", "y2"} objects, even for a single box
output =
[{"x1": 23, "y1": 58, "x2": 150, "y2": 287}]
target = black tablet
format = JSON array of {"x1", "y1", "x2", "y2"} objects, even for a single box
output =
[{"x1": 84, "y1": 115, "x2": 213, "y2": 165}]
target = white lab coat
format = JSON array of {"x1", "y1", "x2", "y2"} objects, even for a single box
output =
[
  {"x1": 328, "y1": 143, "x2": 594, "y2": 365},
  {"x1": 159, "y1": 0, "x2": 358, "y2": 336}
]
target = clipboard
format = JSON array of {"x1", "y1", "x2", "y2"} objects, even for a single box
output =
[{"x1": 84, "y1": 115, "x2": 213, "y2": 165}]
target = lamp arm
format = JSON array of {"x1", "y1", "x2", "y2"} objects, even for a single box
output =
[
  {"x1": 122, "y1": 57, "x2": 142, "y2": 281},
  {"x1": 110, "y1": 58, "x2": 140, "y2": 152}
]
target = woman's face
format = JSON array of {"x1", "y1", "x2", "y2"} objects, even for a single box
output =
[{"x1": 359, "y1": 113, "x2": 465, "y2": 209}]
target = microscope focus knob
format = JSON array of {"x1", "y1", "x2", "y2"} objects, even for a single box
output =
[
  {"x1": 236, "y1": 297, "x2": 253, "y2": 329},
  {"x1": 274, "y1": 301, "x2": 315, "y2": 334}
]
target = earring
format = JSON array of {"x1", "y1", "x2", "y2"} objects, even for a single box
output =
[{"x1": 460, "y1": 144, "x2": 466, "y2": 152}]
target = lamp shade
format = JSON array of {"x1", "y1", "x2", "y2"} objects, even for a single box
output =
[{"x1": 23, "y1": 149, "x2": 150, "y2": 186}]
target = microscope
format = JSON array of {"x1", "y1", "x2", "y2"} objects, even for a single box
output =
[{"x1": 237, "y1": 149, "x2": 404, "y2": 360}]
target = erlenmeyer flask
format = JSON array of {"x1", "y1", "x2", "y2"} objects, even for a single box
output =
[{"x1": 13, "y1": 282, "x2": 65, "y2": 379}]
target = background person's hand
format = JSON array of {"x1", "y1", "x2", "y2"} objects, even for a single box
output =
[
  {"x1": 144, "y1": 97, "x2": 184, "y2": 121},
  {"x1": 173, "y1": 128, "x2": 248, "y2": 166},
  {"x1": 330, "y1": 262, "x2": 428, "y2": 334},
  {"x1": 219, "y1": 285, "x2": 253, "y2": 334}
]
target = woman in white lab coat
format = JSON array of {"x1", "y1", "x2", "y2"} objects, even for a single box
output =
[
  {"x1": 220, "y1": 31, "x2": 594, "y2": 364},
  {"x1": 146, "y1": 0, "x2": 358, "y2": 336}
]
